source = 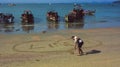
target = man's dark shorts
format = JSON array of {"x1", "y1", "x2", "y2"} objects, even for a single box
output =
[{"x1": 78, "y1": 41, "x2": 84, "y2": 48}]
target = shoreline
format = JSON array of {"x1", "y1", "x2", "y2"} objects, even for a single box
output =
[
  {"x1": 0, "y1": 27, "x2": 120, "y2": 67},
  {"x1": 1, "y1": 21, "x2": 120, "y2": 34},
  {"x1": 1, "y1": 26, "x2": 120, "y2": 34}
]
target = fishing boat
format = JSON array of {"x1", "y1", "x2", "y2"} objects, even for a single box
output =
[
  {"x1": 8, "y1": 3, "x2": 16, "y2": 6},
  {"x1": 65, "y1": 4, "x2": 96, "y2": 22},
  {"x1": 21, "y1": 10, "x2": 34, "y2": 23},
  {"x1": 84, "y1": 10, "x2": 96, "y2": 15},
  {"x1": 65, "y1": 6, "x2": 84, "y2": 22},
  {"x1": 46, "y1": 11, "x2": 59, "y2": 22},
  {"x1": 0, "y1": 12, "x2": 14, "y2": 23}
]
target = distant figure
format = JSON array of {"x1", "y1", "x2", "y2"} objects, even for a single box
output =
[{"x1": 71, "y1": 36, "x2": 84, "y2": 56}]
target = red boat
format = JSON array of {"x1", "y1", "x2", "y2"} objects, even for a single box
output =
[
  {"x1": 0, "y1": 13, "x2": 14, "y2": 23},
  {"x1": 46, "y1": 11, "x2": 59, "y2": 22},
  {"x1": 21, "y1": 10, "x2": 34, "y2": 23}
]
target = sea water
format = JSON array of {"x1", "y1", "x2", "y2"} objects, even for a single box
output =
[{"x1": 0, "y1": 3, "x2": 120, "y2": 34}]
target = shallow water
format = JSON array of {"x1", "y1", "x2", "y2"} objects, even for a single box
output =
[{"x1": 0, "y1": 3, "x2": 120, "y2": 34}]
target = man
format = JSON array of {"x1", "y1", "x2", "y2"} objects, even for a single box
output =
[{"x1": 71, "y1": 36, "x2": 84, "y2": 56}]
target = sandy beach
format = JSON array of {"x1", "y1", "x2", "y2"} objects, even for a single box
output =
[{"x1": 0, "y1": 27, "x2": 120, "y2": 67}]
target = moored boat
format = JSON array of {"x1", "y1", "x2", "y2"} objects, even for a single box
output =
[
  {"x1": 0, "y1": 12, "x2": 14, "y2": 23},
  {"x1": 84, "y1": 10, "x2": 96, "y2": 15},
  {"x1": 21, "y1": 10, "x2": 34, "y2": 23},
  {"x1": 65, "y1": 7, "x2": 84, "y2": 22},
  {"x1": 46, "y1": 11, "x2": 59, "y2": 22},
  {"x1": 8, "y1": 3, "x2": 16, "y2": 6}
]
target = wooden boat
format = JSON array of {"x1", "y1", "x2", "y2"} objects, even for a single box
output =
[
  {"x1": 21, "y1": 10, "x2": 34, "y2": 23},
  {"x1": 0, "y1": 13, "x2": 14, "y2": 23},
  {"x1": 8, "y1": 3, "x2": 16, "y2": 7},
  {"x1": 84, "y1": 10, "x2": 96, "y2": 15},
  {"x1": 65, "y1": 8, "x2": 84, "y2": 22},
  {"x1": 46, "y1": 11, "x2": 59, "y2": 22}
]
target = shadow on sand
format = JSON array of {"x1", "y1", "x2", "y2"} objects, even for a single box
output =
[{"x1": 86, "y1": 49, "x2": 101, "y2": 55}]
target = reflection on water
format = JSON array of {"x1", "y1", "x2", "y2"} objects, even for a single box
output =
[
  {"x1": 65, "y1": 19, "x2": 84, "y2": 29},
  {"x1": 0, "y1": 18, "x2": 85, "y2": 33},
  {"x1": 21, "y1": 22, "x2": 34, "y2": 33},
  {"x1": 0, "y1": 22, "x2": 14, "y2": 32},
  {"x1": 47, "y1": 21, "x2": 59, "y2": 30}
]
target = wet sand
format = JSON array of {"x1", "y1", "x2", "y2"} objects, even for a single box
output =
[{"x1": 0, "y1": 27, "x2": 120, "y2": 67}]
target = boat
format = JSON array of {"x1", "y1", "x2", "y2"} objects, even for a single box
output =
[
  {"x1": 65, "y1": 4, "x2": 96, "y2": 22},
  {"x1": 65, "y1": 6, "x2": 84, "y2": 22},
  {"x1": 84, "y1": 10, "x2": 96, "y2": 15},
  {"x1": 8, "y1": 3, "x2": 16, "y2": 6},
  {"x1": 21, "y1": 10, "x2": 34, "y2": 23},
  {"x1": 0, "y1": 12, "x2": 14, "y2": 23},
  {"x1": 46, "y1": 11, "x2": 59, "y2": 22}
]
